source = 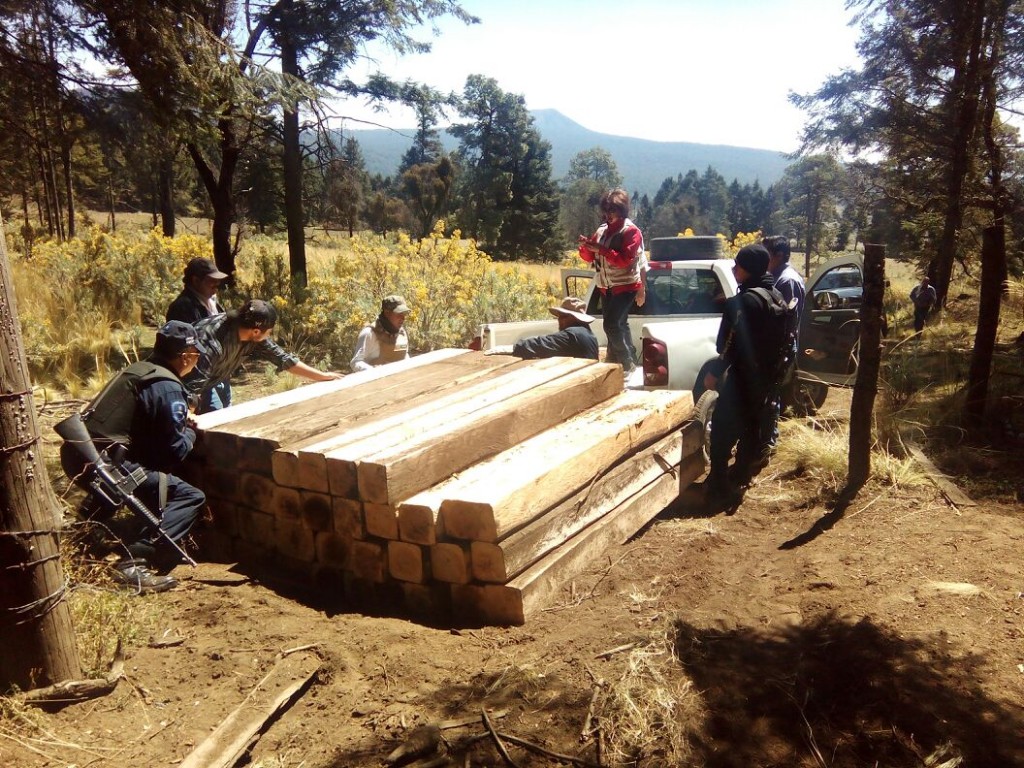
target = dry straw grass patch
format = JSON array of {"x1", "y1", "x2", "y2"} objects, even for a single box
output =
[{"x1": 597, "y1": 625, "x2": 703, "y2": 767}]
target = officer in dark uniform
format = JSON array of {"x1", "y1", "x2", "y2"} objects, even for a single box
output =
[
  {"x1": 61, "y1": 321, "x2": 207, "y2": 592},
  {"x1": 702, "y1": 244, "x2": 788, "y2": 511}
]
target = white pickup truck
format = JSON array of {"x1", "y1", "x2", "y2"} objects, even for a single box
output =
[{"x1": 478, "y1": 250, "x2": 866, "y2": 412}]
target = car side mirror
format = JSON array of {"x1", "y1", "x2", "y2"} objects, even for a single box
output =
[{"x1": 815, "y1": 291, "x2": 839, "y2": 310}]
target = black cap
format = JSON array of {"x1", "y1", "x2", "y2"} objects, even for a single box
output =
[
  {"x1": 239, "y1": 299, "x2": 277, "y2": 330},
  {"x1": 735, "y1": 244, "x2": 770, "y2": 278},
  {"x1": 154, "y1": 320, "x2": 207, "y2": 357},
  {"x1": 184, "y1": 257, "x2": 228, "y2": 281}
]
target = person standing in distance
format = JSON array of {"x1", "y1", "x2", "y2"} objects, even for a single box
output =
[
  {"x1": 578, "y1": 188, "x2": 644, "y2": 374},
  {"x1": 351, "y1": 295, "x2": 412, "y2": 372},
  {"x1": 910, "y1": 276, "x2": 937, "y2": 335}
]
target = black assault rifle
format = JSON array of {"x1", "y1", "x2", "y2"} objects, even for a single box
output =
[{"x1": 55, "y1": 413, "x2": 197, "y2": 567}]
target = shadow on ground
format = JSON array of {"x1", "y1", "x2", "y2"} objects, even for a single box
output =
[{"x1": 674, "y1": 612, "x2": 1023, "y2": 767}]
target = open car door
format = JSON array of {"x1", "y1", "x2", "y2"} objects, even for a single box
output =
[{"x1": 797, "y1": 254, "x2": 865, "y2": 387}]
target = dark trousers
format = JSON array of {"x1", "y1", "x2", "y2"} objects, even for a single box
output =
[
  {"x1": 913, "y1": 306, "x2": 930, "y2": 333},
  {"x1": 707, "y1": 377, "x2": 768, "y2": 493},
  {"x1": 61, "y1": 444, "x2": 204, "y2": 566},
  {"x1": 603, "y1": 289, "x2": 637, "y2": 368},
  {"x1": 123, "y1": 468, "x2": 204, "y2": 565}
]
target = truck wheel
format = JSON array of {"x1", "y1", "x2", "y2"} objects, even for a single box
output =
[
  {"x1": 694, "y1": 389, "x2": 718, "y2": 464},
  {"x1": 791, "y1": 381, "x2": 828, "y2": 415}
]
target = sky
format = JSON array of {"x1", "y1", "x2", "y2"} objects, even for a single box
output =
[{"x1": 336, "y1": 0, "x2": 864, "y2": 153}]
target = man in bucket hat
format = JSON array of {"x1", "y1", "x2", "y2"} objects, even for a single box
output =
[
  {"x1": 351, "y1": 294, "x2": 412, "y2": 371},
  {"x1": 487, "y1": 297, "x2": 599, "y2": 361},
  {"x1": 58, "y1": 321, "x2": 209, "y2": 592}
]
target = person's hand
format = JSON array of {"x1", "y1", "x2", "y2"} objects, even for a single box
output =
[
  {"x1": 484, "y1": 345, "x2": 515, "y2": 356},
  {"x1": 636, "y1": 284, "x2": 646, "y2": 308},
  {"x1": 320, "y1": 371, "x2": 345, "y2": 381},
  {"x1": 703, "y1": 372, "x2": 719, "y2": 392}
]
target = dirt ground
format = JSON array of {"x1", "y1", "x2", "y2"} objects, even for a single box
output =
[{"x1": 4, "y1": 391, "x2": 1024, "y2": 768}]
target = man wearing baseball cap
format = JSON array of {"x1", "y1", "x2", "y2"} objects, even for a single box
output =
[
  {"x1": 59, "y1": 320, "x2": 209, "y2": 592},
  {"x1": 351, "y1": 294, "x2": 412, "y2": 371},
  {"x1": 167, "y1": 257, "x2": 229, "y2": 326},
  {"x1": 487, "y1": 297, "x2": 599, "y2": 361}
]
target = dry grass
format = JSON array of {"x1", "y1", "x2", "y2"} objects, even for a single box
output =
[
  {"x1": 598, "y1": 624, "x2": 703, "y2": 767},
  {"x1": 775, "y1": 416, "x2": 929, "y2": 492}
]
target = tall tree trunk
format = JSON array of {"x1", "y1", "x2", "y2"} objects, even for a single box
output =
[
  {"x1": 0, "y1": 211, "x2": 82, "y2": 691},
  {"x1": 61, "y1": 141, "x2": 75, "y2": 239},
  {"x1": 187, "y1": 121, "x2": 240, "y2": 278},
  {"x1": 280, "y1": 1, "x2": 307, "y2": 295},
  {"x1": 964, "y1": 1, "x2": 1008, "y2": 426},
  {"x1": 159, "y1": 152, "x2": 175, "y2": 237},
  {"x1": 847, "y1": 243, "x2": 886, "y2": 491},
  {"x1": 933, "y1": 0, "x2": 986, "y2": 308}
]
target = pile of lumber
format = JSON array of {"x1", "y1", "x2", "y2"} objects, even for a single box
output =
[{"x1": 186, "y1": 350, "x2": 703, "y2": 625}]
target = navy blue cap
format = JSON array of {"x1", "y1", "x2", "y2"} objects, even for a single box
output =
[{"x1": 155, "y1": 320, "x2": 208, "y2": 357}]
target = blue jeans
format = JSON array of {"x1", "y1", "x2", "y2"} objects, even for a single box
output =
[
  {"x1": 198, "y1": 380, "x2": 232, "y2": 414},
  {"x1": 603, "y1": 289, "x2": 637, "y2": 369}
]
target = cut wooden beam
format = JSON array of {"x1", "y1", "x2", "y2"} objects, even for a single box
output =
[
  {"x1": 388, "y1": 540, "x2": 427, "y2": 583},
  {"x1": 364, "y1": 502, "x2": 398, "y2": 539},
  {"x1": 356, "y1": 361, "x2": 624, "y2": 506},
  {"x1": 350, "y1": 540, "x2": 386, "y2": 582},
  {"x1": 271, "y1": 355, "x2": 526, "y2": 489},
  {"x1": 470, "y1": 420, "x2": 703, "y2": 583},
  {"x1": 207, "y1": 352, "x2": 516, "y2": 449},
  {"x1": 323, "y1": 357, "x2": 612, "y2": 498},
  {"x1": 452, "y1": 454, "x2": 702, "y2": 626},
  {"x1": 430, "y1": 542, "x2": 472, "y2": 584},
  {"x1": 438, "y1": 389, "x2": 694, "y2": 542},
  {"x1": 195, "y1": 348, "x2": 468, "y2": 431}
]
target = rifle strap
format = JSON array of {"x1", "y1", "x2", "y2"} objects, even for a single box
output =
[{"x1": 158, "y1": 472, "x2": 168, "y2": 516}]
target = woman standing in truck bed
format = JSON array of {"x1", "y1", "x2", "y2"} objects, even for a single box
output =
[{"x1": 578, "y1": 188, "x2": 644, "y2": 374}]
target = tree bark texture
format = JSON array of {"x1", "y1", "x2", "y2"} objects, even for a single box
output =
[
  {"x1": 280, "y1": 9, "x2": 308, "y2": 294},
  {"x1": 847, "y1": 243, "x2": 886, "y2": 491},
  {"x1": 159, "y1": 152, "x2": 176, "y2": 238},
  {"x1": 0, "y1": 211, "x2": 82, "y2": 691},
  {"x1": 965, "y1": 226, "x2": 1005, "y2": 425},
  {"x1": 933, "y1": 0, "x2": 986, "y2": 308}
]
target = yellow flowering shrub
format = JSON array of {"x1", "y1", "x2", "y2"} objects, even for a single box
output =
[
  {"x1": 12, "y1": 227, "x2": 199, "y2": 390},
  {"x1": 231, "y1": 221, "x2": 556, "y2": 369}
]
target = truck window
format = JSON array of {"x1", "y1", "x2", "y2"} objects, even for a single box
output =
[{"x1": 640, "y1": 268, "x2": 724, "y2": 316}]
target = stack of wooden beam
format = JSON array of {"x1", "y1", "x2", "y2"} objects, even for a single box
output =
[{"x1": 186, "y1": 349, "x2": 704, "y2": 625}]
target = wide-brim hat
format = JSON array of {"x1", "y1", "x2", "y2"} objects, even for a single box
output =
[{"x1": 549, "y1": 297, "x2": 595, "y2": 324}]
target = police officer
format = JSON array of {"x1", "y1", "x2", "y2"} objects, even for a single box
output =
[
  {"x1": 61, "y1": 321, "x2": 207, "y2": 592},
  {"x1": 702, "y1": 244, "x2": 788, "y2": 511}
]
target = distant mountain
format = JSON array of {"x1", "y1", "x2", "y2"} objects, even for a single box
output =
[{"x1": 344, "y1": 109, "x2": 790, "y2": 196}]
